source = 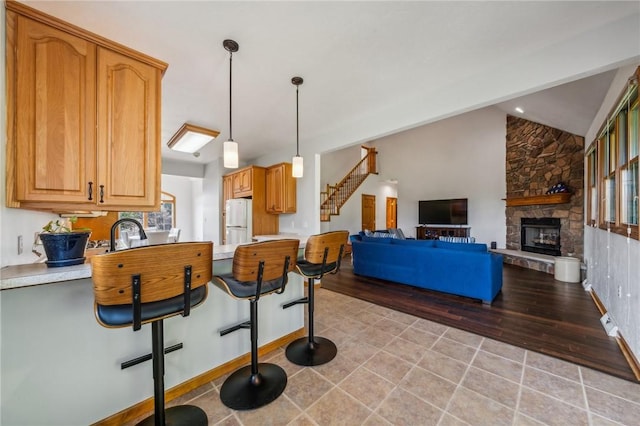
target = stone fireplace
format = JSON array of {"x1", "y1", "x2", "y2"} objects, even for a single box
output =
[{"x1": 504, "y1": 115, "x2": 584, "y2": 273}]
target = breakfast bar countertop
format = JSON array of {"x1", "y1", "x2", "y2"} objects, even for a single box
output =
[{"x1": 0, "y1": 235, "x2": 308, "y2": 291}]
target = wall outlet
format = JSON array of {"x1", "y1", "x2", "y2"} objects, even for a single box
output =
[
  {"x1": 17, "y1": 235, "x2": 23, "y2": 255},
  {"x1": 617, "y1": 286, "x2": 622, "y2": 298},
  {"x1": 600, "y1": 313, "x2": 619, "y2": 337}
]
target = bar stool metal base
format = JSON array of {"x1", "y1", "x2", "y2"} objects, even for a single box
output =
[
  {"x1": 220, "y1": 363, "x2": 287, "y2": 410},
  {"x1": 136, "y1": 405, "x2": 207, "y2": 426},
  {"x1": 285, "y1": 336, "x2": 337, "y2": 366}
]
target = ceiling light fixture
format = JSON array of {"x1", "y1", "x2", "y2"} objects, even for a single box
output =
[
  {"x1": 223, "y1": 39, "x2": 239, "y2": 168},
  {"x1": 515, "y1": 107, "x2": 524, "y2": 114},
  {"x1": 167, "y1": 123, "x2": 219, "y2": 154},
  {"x1": 291, "y1": 76, "x2": 304, "y2": 178}
]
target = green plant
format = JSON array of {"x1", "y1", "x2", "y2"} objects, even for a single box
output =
[{"x1": 41, "y1": 217, "x2": 89, "y2": 233}]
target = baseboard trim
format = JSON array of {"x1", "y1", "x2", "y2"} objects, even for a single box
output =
[
  {"x1": 92, "y1": 327, "x2": 306, "y2": 426},
  {"x1": 587, "y1": 288, "x2": 640, "y2": 381},
  {"x1": 617, "y1": 331, "x2": 640, "y2": 381},
  {"x1": 589, "y1": 288, "x2": 607, "y2": 316}
]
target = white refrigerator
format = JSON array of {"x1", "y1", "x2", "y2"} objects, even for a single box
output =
[{"x1": 225, "y1": 198, "x2": 253, "y2": 244}]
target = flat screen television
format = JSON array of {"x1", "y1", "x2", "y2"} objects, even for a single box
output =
[{"x1": 418, "y1": 198, "x2": 468, "y2": 225}]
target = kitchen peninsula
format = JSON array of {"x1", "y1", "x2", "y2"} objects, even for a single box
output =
[{"x1": 0, "y1": 240, "x2": 306, "y2": 425}]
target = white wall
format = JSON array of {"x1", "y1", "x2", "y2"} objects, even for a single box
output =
[
  {"x1": 320, "y1": 107, "x2": 507, "y2": 245},
  {"x1": 202, "y1": 159, "x2": 223, "y2": 244},
  {"x1": 160, "y1": 174, "x2": 202, "y2": 242},
  {"x1": 583, "y1": 63, "x2": 640, "y2": 363}
]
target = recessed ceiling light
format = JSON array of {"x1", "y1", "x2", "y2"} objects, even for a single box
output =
[{"x1": 515, "y1": 107, "x2": 524, "y2": 114}]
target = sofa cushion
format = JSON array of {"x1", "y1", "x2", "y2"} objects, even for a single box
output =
[
  {"x1": 388, "y1": 228, "x2": 406, "y2": 239},
  {"x1": 435, "y1": 240, "x2": 487, "y2": 252}
]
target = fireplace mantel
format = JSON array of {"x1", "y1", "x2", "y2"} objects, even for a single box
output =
[{"x1": 504, "y1": 193, "x2": 572, "y2": 207}]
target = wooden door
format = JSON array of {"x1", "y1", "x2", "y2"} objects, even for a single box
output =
[
  {"x1": 97, "y1": 47, "x2": 160, "y2": 209},
  {"x1": 386, "y1": 197, "x2": 397, "y2": 229},
  {"x1": 14, "y1": 16, "x2": 97, "y2": 204},
  {"x1": 361, "y1": 194, "x2": 376, "y2": 231}
]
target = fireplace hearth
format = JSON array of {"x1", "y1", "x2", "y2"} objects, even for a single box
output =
[{"x1": 521, "y1": 218, "x2": 561, "y2": 256}]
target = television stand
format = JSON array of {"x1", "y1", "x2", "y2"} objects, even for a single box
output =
[{"x1": 416, "y1": 225, "x2": 471, "y2": 240}]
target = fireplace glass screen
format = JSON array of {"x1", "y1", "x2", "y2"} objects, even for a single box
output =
[{"x1": 521, "y1": 217, "x2": 561, "y2": 256}]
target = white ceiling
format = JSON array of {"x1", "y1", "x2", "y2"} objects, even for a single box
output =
[{"x1": 20, "y1": 1, "x2": 640, "y2": 167}]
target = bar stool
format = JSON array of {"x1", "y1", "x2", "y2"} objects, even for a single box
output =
[
  {"x1": 92, "y1": 242, "x2": 213, "y2": 426},
  {"x1": 213, "y1": 239, "x2": 299, "y2": 410},
  {"x1": 283, "y1": 230, "x2": 349, "y2": 366}
]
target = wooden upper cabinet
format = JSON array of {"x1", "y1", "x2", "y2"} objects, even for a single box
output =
[
  {"x1": 222, "y1": 175, "x2": 233, "y2": 205},
  {"x1": 266, "y1": 163, "x2": 296, "y2": 214},
  {"x1": 221, "y1": 175, "x2": 233, "y2": 244},
  {"x1": 5, "y1": 2, "x2": 166, "y2": 211},
  {"x1": 232, "y1": 167, "x2": 253, "y2": 198},
  {"x1": 14, "y1": 16, "x2": 97, "y2": 204},
  {"x1": 96, "y1": 48, "x2": 160, "y2": 208}
]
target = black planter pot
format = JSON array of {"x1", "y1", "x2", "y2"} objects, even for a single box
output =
[{"x1": 40, "y1": 232, "x2": 91, "y2": 267}]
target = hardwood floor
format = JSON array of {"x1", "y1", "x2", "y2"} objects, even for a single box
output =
[{"x1": 320, "y1": 260, "x2": 639, "y2": 383}]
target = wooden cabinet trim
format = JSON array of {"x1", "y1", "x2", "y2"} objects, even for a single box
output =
[{"x1": 6, "y1": 1, "x2": 168, "y2": 74}]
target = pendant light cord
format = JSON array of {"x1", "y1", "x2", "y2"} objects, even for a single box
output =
[
  {"x1": 296, "y1": 84, "x2": 299, "y2": 156},
  {"x1": 229, "y1": 51, "x2": 233, "y2": 141}
]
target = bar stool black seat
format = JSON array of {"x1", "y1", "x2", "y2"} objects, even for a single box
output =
[
  {"x1": 92, "y1": 242, "x2": 213, "y2": 426},
  {"x1": 283, "y1": 230, "x2": 349, "y2": 366},
  {"x1": 213, "y1": 239, "x2": 300, "y2": 410}
]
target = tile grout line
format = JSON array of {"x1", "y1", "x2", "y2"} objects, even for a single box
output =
[
  {"x1": 512, "y1": 349, "x2": 527, "y2": 425},
  {"x1": 438, "y1": 335, "x2": 483, "y2": 424}
]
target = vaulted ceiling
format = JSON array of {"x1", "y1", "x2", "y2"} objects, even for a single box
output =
[{"x1": 19, "y1": 1, "x2": 640, "y2": 167}]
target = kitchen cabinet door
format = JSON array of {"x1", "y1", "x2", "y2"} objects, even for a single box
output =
[
  {"x1": 96, "y1": 48, "x2": 161, "y2": 208},
  {"x1": 13, "y1": 16, "x2": 97, "y2": 204},
  {"x1": 266, "y1": 163, "x2": 296, "y2": 214},
  {"x1": 222, "y1": 174, "x2": 233, "y2": 244},
  {"x1": 232, "y1": 167, "x2": 253, "y2": 198}
]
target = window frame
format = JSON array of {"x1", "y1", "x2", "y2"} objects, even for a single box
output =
[
  {"x1": 119, "y1": 191, "x2": 176, "y2": 234},
  {"x1": 590, "y1": 67, "x2": 640, "y2": 240}
]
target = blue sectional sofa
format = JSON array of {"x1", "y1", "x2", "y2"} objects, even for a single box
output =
[{"x1": 350, "y1": 234, "x2": 503, "y2": 304}]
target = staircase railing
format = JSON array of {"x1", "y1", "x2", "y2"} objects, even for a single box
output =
[{"x1": 320, "y1": 148, "x2": 377, "y2": 221}]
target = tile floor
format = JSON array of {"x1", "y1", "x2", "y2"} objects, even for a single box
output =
[{"x1": 129, "y1": 288, "x2": 640, "y2": 425}]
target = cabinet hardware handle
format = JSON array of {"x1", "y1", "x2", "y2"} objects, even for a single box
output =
[
  {"x1": 99, "y1": 185, "x2": 105, "y2": 203},
  {"x1": 88, "y1": 182, "x2": 93, "y2": 200}
]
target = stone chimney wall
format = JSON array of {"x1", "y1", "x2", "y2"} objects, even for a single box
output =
[{"x1": 505, "y1": 115, "x2": 584, "y2": 266}]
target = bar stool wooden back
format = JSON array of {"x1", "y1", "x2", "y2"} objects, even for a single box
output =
[
  {"x1": 92, "y1": 242, "x2": 213, "y2": 426},
  {"x1": 283, "y1": 230, "x2": 349, "y2": 366},
  {"x1": 213, "y1": 239, "x2": 299, "y2": 410}
]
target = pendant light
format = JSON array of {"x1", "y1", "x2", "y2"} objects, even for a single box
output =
[
  {"x1": 223, "y1": 39, "x2": 239, "y2": 168},
  {"x1": 291, "y1": 76, "x2": 304, "y2": 178}
]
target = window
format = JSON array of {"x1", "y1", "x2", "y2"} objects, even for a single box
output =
[
  {"x1": 590, "y1": 68, "x2": 639, "y2": 239},
  {"x1": 587, "y1": 148, "x2": 598, "y2": 225},
  {"x1": 119, "y1": 192, "x2": 176, "y2": 235},
  {"x1": 601, "y1": 122, "x2": 617, "y2": 224},
  {"x1": 621, "y1": 93, "x2": 639, "y2": 226}
]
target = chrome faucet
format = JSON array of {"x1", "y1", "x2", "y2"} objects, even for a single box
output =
[{"x1": 110, "y1": 218, "x2": 148, "y2": 251}]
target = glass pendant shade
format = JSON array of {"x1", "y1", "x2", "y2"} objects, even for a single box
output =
[
  {"x1": 292, "y1": 155, "x2": 304, "y2": 178},
  {"x1": 223, "y1": 140, "x2": 238, "y2": 168}
]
